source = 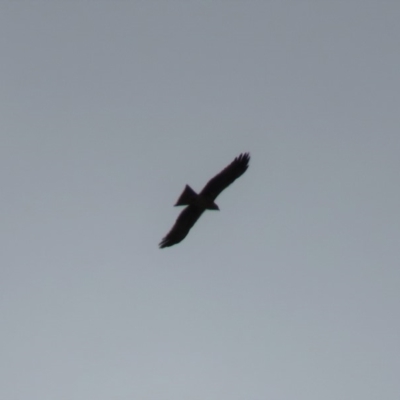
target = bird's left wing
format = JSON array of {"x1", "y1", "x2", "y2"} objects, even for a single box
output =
[{"x1": 159, "y1": 205, "x2": 204, "y2": 248}]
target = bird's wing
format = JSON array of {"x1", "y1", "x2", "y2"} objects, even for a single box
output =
[
  {"x1": 200, "y1": 153, "x2": 250, "y2": 200},
  {"x1": 159, "y1": 205, "x2": 205, "y2": 248}
]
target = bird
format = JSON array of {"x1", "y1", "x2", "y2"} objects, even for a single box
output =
[{"x1": 159, "y1": 152, "x2": 250, "y2": 248}]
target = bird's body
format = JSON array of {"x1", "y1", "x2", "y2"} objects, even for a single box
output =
[{"x1": 159, "y1": 153, "x2": 250, "y2": 248}]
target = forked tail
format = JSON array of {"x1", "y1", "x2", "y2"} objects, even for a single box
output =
[{"x1": 174, "y1": 185, "x2": 198, "y2": 206}]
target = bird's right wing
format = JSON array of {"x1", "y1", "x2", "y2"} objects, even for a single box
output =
[{"x1": 200, "y1": 152, "x2": 250, "y2": 200}]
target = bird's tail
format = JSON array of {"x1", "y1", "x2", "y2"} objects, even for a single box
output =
[{"x1": 174, "y1": 185, "x2": 198, "y2": 206}]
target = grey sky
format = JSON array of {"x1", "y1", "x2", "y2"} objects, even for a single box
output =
[{"x1": 1, "y1": 2, "x2": 399, "y2": 399}]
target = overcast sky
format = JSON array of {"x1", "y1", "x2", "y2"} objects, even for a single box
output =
[{"x1": 1, "y1": 2, "x2": 399, "y2": 399}]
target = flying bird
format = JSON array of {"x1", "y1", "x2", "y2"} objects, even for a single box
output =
[{"x1": 159, "y1": 152, "x2": 250, "y2": 248}]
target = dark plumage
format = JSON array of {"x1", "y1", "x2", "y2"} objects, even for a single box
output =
[{"x1": 159, "y1": 153, "x2": 250, "y2": 248}]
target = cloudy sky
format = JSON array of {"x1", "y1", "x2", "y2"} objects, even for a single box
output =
[{"x1": 1, "y1": 2, "x2": 399, "y2": 399}]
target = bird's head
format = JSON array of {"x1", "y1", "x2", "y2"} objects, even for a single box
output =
[{"x1": 209, "y1": 203, "x2": 220, "y2": 211}]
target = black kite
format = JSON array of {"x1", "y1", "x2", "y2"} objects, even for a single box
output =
[{"x1": 159, "y1": 152, "x2": 250, "y2": 248}]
